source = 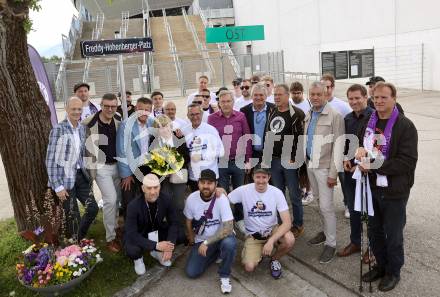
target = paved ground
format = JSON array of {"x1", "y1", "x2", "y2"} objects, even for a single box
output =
[{"x1": 1, "y1": 87, "x2": 439, "y2": 296}]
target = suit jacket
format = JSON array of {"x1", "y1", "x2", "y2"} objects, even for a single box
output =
[
  {"x1": 240, "y1": 102, "x2": 275, "y2": 149},
  {"x1": 46, "y1": 118, "x2": 90, "y2": 191},
  {"x1": 123, "y1": 193, "x2": 179, "y2": 250}
]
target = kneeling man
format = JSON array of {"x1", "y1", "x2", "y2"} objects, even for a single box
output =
[
  {"x1": 184, "y1": 169, "x2": 236, "y2": 294},
  {"x1": 228, "y1": 167, "x2": 295, "y2": 279},
  {"x1": 124, "y1": 174, "x2": 185, "y2": 275}
]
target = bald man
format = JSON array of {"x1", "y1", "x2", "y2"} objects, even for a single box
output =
[
  {"x1": 46, "y1": 97, "x2": 98, "y2": 240},
  {"x1": 124, "y1": 174, "x2": 186, "y2": 275},
  {"x1": 164, "y1": 101, "x2": 188, "y2": 130}
]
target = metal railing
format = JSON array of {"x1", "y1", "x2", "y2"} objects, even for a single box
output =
[
  {"x1": 120, "y1": 11, "x2": 130, "y2": 38},
  {"x1": 182, "y1": 7, "x2": 215, "y2": 77},
  {"x1": 203, "y1": 8, "x2": 234, "y2": 19},
  {"x1": 196, "y1": 8, "x2": 241, "y2": 78},
  {"x1": 162, "y1": 9, "x2": 183, "y2": 86},
  {"x1": 83, "y1": 13, "x2": 104, "y2": 82}
]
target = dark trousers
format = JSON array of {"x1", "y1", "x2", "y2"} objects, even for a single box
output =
[
  {"x1": 188, "y1": 180, "x2": 199, "y2": 192},
  {"x1": 124, "y1": 225, "x2": 186, "y2": 260},
  {"x1": 343, "y1": 171, "x2": 362, "y2": 246},
  {"x1": 160, "y1": 178, "x2": 187, "y2": 226},
  {"x1": 339, "y1": 171, "x2": 349, "y2": 206},
  {"x1": 65, "y1": 170, "x2": 99, "y2": 240},
  {"x1": 219, "y1": 160, "x2": 245, "y2": 221},
  {"x1": 369, "y1": 192, "x2": 408, "y2": 277}
]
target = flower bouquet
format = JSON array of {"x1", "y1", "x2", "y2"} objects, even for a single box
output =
[
  {"x1": 16, "y1": 227, "x2": 103, "y2": 296},
  {"x1": 144, "y1": 145, "x2": 184, "y2": 176}
]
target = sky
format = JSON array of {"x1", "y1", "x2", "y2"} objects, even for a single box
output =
[{"x1": 28, "y1": 0, "x2": 78, "y2": 57}]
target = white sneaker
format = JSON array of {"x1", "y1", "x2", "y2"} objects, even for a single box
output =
[
  {"x1": 134, "y1": 257, "x2": 146, "y2": 275},
  {"x1": 235, "y1": 220, "x2": 246, "y2": 235},
  {"x1": 302, "y1": 192, "x2": 314, "y2": 205},
  {"x1": 344, "y1": 207, "x2": 350, "y2": 219},
  {"x1": 215, "y1": 257, "x2": 223, "y2": 264},
  {"x1": 150, "y1": 250, "x2": 172, "y2": 267},
  {"x1": 220, "y1": 277, "x2": 232, "y2": 294}
]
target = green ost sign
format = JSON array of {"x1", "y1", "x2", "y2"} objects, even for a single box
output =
[{"x1": 205, "y1": 25, "x2": 265, "y2": 43}]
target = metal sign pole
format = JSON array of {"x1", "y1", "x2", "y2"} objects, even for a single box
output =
[{"x1": 115, "y1": 31, "x2": 128, "y2": 120}]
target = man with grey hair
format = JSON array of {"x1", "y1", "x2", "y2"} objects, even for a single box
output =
[
  {"x1": 265, "y1": 84, "x2": 305, "y2": 239},
  {"x1": 304, "y1": 81, "x2": 344, "y2": 264},
  {"x1": 46, "y1": 97, "x2": 98, "y2": 240},
  {"x1": 240, "y1": 84, "x2": 275, "y2": 161},
  {"x1": 124, "y1": 174, "x2": 185, "y2": 275}
]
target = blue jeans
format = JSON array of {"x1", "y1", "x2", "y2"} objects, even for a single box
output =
[
  {"x1": 219, "y1": 160, "x2": 245, "y2": 221},
  {"x1": 185, "y1": 236, "x2": 237, "y2": 278},
  {"x1": 270, "y1": 158, "x2": 303, "y2": 227}
]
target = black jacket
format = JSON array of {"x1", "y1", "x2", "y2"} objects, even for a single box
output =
[
  {"x1": 123, "y1": 193, "x2": 179, "y2": 250},
  {"x1": 358, "y1": 113, "x2": 418, "y2": 199},
  {"x1": 240, "y1": 102, "x2": 275, "y2": 135}
]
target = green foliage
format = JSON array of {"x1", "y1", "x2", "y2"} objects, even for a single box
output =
[
  {"x1": 0, "y1": 212, "x2": 155, "y2": 296},
  {"x1": 12, "y1": 0, "x2": 42, "y2": 33},
  {"x1": 42, "y1": 55, "x2": 62, "y2": 63}
]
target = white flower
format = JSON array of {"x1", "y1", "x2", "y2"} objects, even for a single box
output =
[
  {"x1": 22, "y1": 245, "x2": 35, "y2": 255},
  {"x1": 73, "y1": 271, "x2": 78, "y2": 277},
  {"x1": 82, "y1": 267, "x2": 87, "y2": 272},
  {"x1": 9, "y1": 291, "x2": 15, "y2": 296}
]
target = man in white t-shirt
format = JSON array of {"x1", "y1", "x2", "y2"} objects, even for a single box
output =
[
  {"x1": 74, "y1": 82, "x2": 101, "y2": 121},
  {"x1": 228, "y1": 167, "x2": 295, "y2": 279},
  {"x1": 187, "y1": 75, "x2": 217, "y2": 106},
  {"x1": 289, "y1": 81, "x2": 312, "y2": 114},
  {"x1": 262, "y1": 75, "x2": 275, "y2": 104},
  {"x1": 184, "y1": 169, "x2": 236, "y2": 294},
  {"x1": 233, "y1": 79, "x2": 253, "y2": 111},
  {"x1": 182, "y1": 104, "x2": 225, "y2": 192}
]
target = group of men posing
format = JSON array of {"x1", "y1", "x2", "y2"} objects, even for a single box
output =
[{"x1": 45, "y1": 73, "x2": 417, "y2": 294}]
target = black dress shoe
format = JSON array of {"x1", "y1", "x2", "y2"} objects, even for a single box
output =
[
  {"x1": 362, "y1": 265, "x2": 385, "y2": 282},
  {"x1": 378, "y1": 274, "x2": 400, "y2": 292}
]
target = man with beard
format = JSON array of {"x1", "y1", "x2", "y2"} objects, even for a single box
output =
[
  {"x1": 184, "y1": 169, "x2": 236, "y2": 294},
  {"x1": 234, "y1": 79, "x2": 253, "y2": 111}
]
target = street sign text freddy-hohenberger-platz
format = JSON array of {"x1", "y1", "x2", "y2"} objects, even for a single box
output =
[{"x1": 205, "y1": 25, "x2": 265, "y2": 43}]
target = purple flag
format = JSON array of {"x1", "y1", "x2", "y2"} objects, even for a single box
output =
[{"x1": 28, "y1": 45, "x2": 58, "y2": 126}]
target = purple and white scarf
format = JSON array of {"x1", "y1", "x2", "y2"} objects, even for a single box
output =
[{"x1": 363, "y1": 106, "x2": 399, "y2": 186}]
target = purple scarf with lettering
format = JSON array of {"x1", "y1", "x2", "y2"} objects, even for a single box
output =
[{"x1": 364, "y1": 106, "x2": 399, "y2": 159}]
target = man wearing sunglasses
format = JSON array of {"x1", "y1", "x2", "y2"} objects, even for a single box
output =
[
  {"x1": 262, "y1": 76, "x2": 275, "y2": 104},
  {"x1": 83, "y1": 93, "x2": 122, "y2": 253},
  {"x1": 234, "y1": 79, "x2": 253, "y2": 111},
  {"x1": 187, "y1": 75, "x2": 217, "y2": 106},
  {"x1": 232, "y1": 78, "x2": 242, "y2": 101}
]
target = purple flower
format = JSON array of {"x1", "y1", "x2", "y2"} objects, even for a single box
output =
[
  {"x1": 25, "y1": 252, "x2": 38, "y2": 264},
  {"x1": 34, "y1": 226, "x2": 44, "y2": 236},
  {"x1": 22, "y1": 268, "x2": 35, "y2": 285},
  {"x1": 36, "y1": 248, "x2": 50, "y2": 270}
]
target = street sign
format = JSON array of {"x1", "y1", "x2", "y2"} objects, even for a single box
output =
[
  {"x1": 205, "y1": 25, "x2": 265, "y2": 43},
  {"x1": 80, "y1": 37, "x2": 153, "y2": 58}
]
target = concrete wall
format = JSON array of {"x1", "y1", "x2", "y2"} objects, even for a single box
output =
[{"x1": 232, "y1": 0, "x2": 440, "y2": 90}]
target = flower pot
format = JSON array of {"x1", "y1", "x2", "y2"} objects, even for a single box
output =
[{"x1": 20, "y1": 265, "x2": 95, "y2": 297}]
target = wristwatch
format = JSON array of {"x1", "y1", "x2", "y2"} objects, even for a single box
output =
[{"x1": 203, "y1": 240, "x2": 208, "y2": 246}]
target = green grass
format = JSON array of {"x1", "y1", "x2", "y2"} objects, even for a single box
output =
[{"x1": 0, "y1": 212, "x2": 155, "y2": 296}]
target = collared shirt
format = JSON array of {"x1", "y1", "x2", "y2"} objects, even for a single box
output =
[
  {"x1": 67, "y1": 118, "x2": 81, "y2": 169},
  {"x1": 172, "y1": 117, "x2": 189, "y2": 130},
  {"x1": 137, "y1": 120, "x2": 150, "y2": 155},
  {"x1": 208, "y1": 110, "x2": 252, "y2": 161},
  {"x1": 344, "y1": 106, "x2": 374, "y2": 157},
  {"x1": 306, "y1": 104, "x2": 326, "y2": 158},
  {"x1": 252, "y1": 104, "x2": 268, "y2": 151}
]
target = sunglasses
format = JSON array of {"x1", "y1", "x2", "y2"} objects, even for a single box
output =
[
  {"x1": 251, "y1": 81, "x2": 259, "y2": 85},
  {"x1": 201, "y1": 95, "x2": 210, "y2": 99},
  {"x1": 241, "y1": 86, "x2": 250, "y2": 90},
  {"x1": 193, "y1": 101, "x2": 203, "y2": 105}
]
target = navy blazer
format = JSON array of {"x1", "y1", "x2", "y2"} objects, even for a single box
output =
[{"x1": 124, "y1": 193, "x2": 179, "y2": 251}]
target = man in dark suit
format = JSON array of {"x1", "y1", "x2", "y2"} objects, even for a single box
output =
[
  {"x1": 240, "y1": 83, "x2": 275, "y2": 162},
  {"x1": 124, "y1": 174, "x2": 186, "y2": 275}
]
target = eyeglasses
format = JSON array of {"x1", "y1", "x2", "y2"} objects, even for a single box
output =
[
  {"x1": 201, "y1": 95, "x2": 210, "y2": 99},
  {"x1": 102, "y1": 105, "x2": 117, "y2": 110},
  {"x1": 189, "y1": 113, "x2": 201, "y2": 117},
  {"x1": 241, "y1": 86, "x2": 250, "y2": 90},
  {"x1": 251, "y1": 81, "x2": 259, "y2": 85},
  {"x1": 193, "y1": 101, "x2": 203, "y2": 105}
]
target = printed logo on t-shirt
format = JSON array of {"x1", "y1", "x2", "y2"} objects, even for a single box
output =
[
  {"x1": 248, "y1": 200, "x2": 272, "y2": 217},
  {"x1": 189, "y1": 136, "x2": 207, "y2": 153},
  {"x1": 270, "y1": 116, "x2": 285, "y2": 134}
]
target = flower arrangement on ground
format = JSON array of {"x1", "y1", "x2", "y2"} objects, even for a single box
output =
[
  {"x1": 16, "y1": 227, "x2": 103, "y2": 288},
  {"x1": 144, "y1": 145, "x2": 184, "y2": 176}
]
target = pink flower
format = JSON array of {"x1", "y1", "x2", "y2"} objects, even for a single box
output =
[{"x1": 55, "y1": 245, "x2": 82, "y2": 258}]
